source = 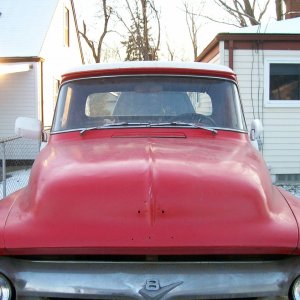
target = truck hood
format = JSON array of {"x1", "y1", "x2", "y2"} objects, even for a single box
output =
[{"x1": 4, "y1": 130, "x2": 298, "y2": 255}]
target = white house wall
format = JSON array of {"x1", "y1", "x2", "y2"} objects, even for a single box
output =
[
  {"x1": 224, "y1": 49, "x2": 300, "y2": 176},
  {"x1": 0, "y1": 63, "x2": 40, "y2": 159},
  {"x1": 208, "y1": 53, "x2": 221, "y2": 65},
  {"x1": 40, "y1": 0, "x2": 82, "y2": 127},
  {"x1": 0, "y1": 64, "x2": 38, "y2": 136}
]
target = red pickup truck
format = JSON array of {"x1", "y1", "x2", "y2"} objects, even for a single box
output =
[{"x1": 2, "y1": 61, "x2": 300, "y2": 300}]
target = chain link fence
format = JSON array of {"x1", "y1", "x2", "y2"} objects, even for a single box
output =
[{"x1": 0, "y1": 136, "x2": 40, "y2": 199}]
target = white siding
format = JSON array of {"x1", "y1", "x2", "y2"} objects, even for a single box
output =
[
  {"x1": 0, "y1": 0, "x2": 82, "y2": 130},
  {"x1": 0, "y1": 63, "x2": 40, "y2": 159},
  {"x1": 40, "y1": 0, "x2": 83, "y2": 127},
  {"x1": 0, "y1": 0, "x2": 82, "y2": 160},
  {"x1": 0, "y1": 65, "x2": 38, "y2": 136},
  {"x1": 224, "y1": 49, "x2": 300, "y2": 175},
  {"x1": 209, "y1": 53, "x2": 220, "y2": 65}
]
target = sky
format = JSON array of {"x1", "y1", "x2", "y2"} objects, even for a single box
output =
[{"x1": 74, "y1": 0, "x2": 279, "y2": 62}]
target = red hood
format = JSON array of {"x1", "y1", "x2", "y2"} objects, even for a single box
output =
[{"x1": 3, "y1": 129, "x2": 298, "y2": 255}]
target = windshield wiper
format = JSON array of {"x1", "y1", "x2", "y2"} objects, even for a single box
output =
[
  {"x1": 80, "y1": 122, "x2": 150, "y2": 135},
  {"x1": 80, "y1": 126, "x2": 99, "y2": 136},
  {"x1": 80, "y1": 121, "x2": 217, "y2": 136},
  {"x1": 149, "y1": 122, "x2": 218, "y2": 135}
]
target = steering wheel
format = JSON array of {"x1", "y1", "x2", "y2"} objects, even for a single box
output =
[{"x1": 170, "y1": 112, "x2": 217, "y2": 127}]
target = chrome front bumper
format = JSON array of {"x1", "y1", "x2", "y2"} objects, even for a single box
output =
[{"x1": 0, "y1": 256, "x2": 299, "y2": 299}]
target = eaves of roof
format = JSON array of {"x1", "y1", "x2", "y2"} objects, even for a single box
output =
[
  {"x1": 0, "y1": 57, "x2": 44, "y2": 63},
  {"x1": 196, "y1": 33, "x2": 300, "y2": 62}
]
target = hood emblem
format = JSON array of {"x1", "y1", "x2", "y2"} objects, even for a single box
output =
[{"x1": 139, "y1": 279, "x2": 183, "y2": 300}]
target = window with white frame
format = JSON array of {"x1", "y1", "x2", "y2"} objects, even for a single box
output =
[{"x1": 265, "y1": 59, "x2": 300, "y2": 107}]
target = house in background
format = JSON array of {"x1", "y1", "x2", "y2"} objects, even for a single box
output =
[
  {"x1": 197, "y1": 12, "x2": 300, "y2": 184},
  {"x1": 0, "y1": 0, "x2": 84, "y2": 140}
]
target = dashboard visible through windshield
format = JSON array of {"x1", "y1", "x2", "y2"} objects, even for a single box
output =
[{"x1": 52, "y1": 76, "x2": 246, "y2": 133}]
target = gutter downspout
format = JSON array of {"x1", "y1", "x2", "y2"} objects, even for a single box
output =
[
  {"x1": 219, "y1": 41, "x2": 225, "y2": 65},
  {"x1": 229, "y1": 40, "x2": 234, "y2": 70}
]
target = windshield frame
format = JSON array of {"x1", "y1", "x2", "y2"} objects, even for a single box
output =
[{"x1": 51, "y1": 74, "x2": 247, "y2": 135}]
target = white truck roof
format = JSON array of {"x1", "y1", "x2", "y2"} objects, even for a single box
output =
[{"x1": 63, "y1": 61, "x2": 234, "y2": 75}]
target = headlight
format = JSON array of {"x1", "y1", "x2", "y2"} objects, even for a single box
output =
[{"x1": 0, "y1": 275, "x2": 11, "y2": 300}]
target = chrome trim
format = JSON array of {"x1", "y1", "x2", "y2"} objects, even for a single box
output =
[
  {"x1": 0, "y1": 275, "x2": 12, "y2": 300},
  {"x1": 61, "y1": 74, "x2": 238, "y2": 86},
  {"x1": 0, "y1": 256, "x2": 299, "y2": 299}
]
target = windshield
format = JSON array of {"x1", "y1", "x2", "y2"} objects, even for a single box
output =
[{"x1": 52, "y1": 76, "x2": 246, "y2": 132}]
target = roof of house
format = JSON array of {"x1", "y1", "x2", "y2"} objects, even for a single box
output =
[
  {"x1": 224, "y1": 17, "x2": 300, "y2": 35},
  {"x1": 0, "y1": 0, "x2": 59, "y2": 58},
  {"x1": 197, "y1": 17, "x2": 300, "y2": 62}
]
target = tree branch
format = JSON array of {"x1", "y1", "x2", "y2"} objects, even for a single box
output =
[
  {"x1": 97, "y1": 0, "x2": 112, "y2": 62},
  {"x1": 78, "y1": 0, "x2": 113, "y2": 63},
  {"x1": 79, "y1": 21, "x2": 98, "y2": 62},
  {"x1": 257, "y1": 0, "x2": 271, "y2": 22},
  {"x1": 214, "y1": 0, "x2": 260, "y2": 26},
  {"x1": 148, "y1": 0, "x2": 161, "y2": 58}
]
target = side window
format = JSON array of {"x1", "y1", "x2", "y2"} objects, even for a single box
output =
[
  {"x1": 53, "y1": 79, "x2": 60, "y2": 109},
  {"x1": 189, "y1": 92, "x2": 213, "y2": 116},
  {"x1": 85, "y1": 93, "x2": 118, "y2": 117},
  {"x1": 265, "y1": 60, "x2": 300, "y2": 107}
]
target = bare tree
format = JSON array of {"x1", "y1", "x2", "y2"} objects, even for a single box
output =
[
  {"x1": 183, "y1": 1, "x2": 203, "y2": 61},
  {"x1": 201, "y1": 0, "x2": 285, "y2": 27},
  {"x1": 79, "y1": 0, "x2": 113, "y2": 63},
  {"x1": 276, "y1": 0, "x2": 284, "y2": 20},
  {"x1": 118, "y1": 0, "x2": 161, "y2": 61},
  {"x1": 102, "y1": 47, "x2": 122, "y2": 62},
  {"x1": 166, "y1": 40, "x2": 176, "y2": 61}
]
